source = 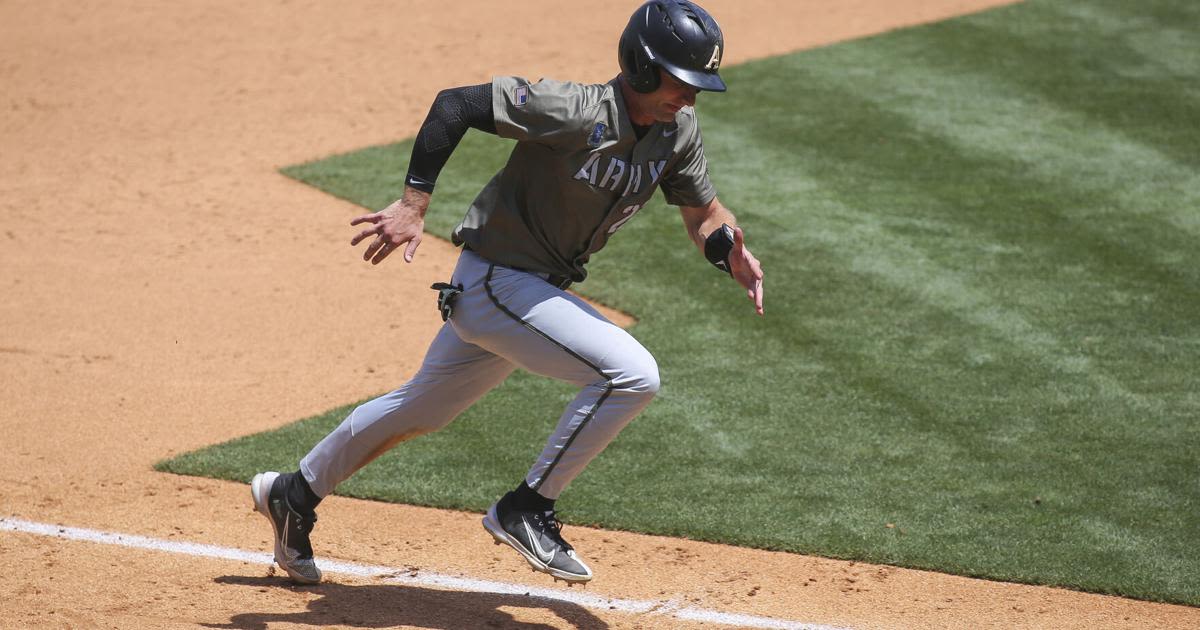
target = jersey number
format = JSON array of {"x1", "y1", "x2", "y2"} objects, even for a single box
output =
[{"x1": 607, "y1": 204, "x2": 643, "y2": 235}]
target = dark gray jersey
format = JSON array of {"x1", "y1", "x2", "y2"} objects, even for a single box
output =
[{"x1": 451, "y1": 76, "x2": 716, "y2": 283}]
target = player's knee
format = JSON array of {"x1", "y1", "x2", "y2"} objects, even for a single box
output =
[
  {"x1": 642, "y1": 357, "x2": 661, "y2": 395},
  {"x1": 616, "y1": 352, "x2": 660, "y2": 396},
  {"x1": 641, "y1": 367, "x2": 661, "y2": 397}
]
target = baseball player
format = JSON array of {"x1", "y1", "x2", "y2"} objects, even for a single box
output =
[{"x1": 252, "y1": 0, "x2": 763, "y2": 585}]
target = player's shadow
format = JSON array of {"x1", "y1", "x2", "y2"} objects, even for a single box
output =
[{"x1": 203, "y1": 575, "x2": 609, "y2": 630}]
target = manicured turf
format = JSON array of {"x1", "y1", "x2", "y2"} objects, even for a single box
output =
[{"x1": 159, "y1": 0, "x2": 1199, "y2": 605}]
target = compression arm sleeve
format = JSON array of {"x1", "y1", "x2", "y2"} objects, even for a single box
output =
[{"x1": 404, "y1": 82, "x2": 497, "y2": 193}]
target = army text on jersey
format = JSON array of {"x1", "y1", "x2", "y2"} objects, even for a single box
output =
[{"x1": 451, "y1": 76, "x2": 716, "y2": 283}]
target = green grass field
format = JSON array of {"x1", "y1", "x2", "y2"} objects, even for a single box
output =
[{"x1": 159, "y1": 0, "x2": 1200, "y2": 605}]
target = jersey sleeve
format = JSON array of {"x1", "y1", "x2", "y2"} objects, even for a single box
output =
[
  {"x1": 492, "y1": 76, "x2": 589, "y2": 147},
  {"x1": 661, "y1": 116, "x2": 717, "y2": 208}
]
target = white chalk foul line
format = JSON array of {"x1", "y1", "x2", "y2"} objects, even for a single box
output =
[{"x1": 1, "y1": 516, "x2": 849, "y2": 630}]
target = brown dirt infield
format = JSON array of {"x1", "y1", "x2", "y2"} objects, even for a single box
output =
[{"x1": 2, "y1": 1, "x2": 1197, "y2": 628}]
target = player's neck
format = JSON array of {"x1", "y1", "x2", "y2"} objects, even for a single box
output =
[{"x1": 617, "y1": 75, "x2": 657, "y2": 127}]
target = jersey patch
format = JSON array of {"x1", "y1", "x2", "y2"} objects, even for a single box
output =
[
  {"x1": 514, "y1": 86, "x2": 529, "y2": 107},
  {"x1": 587, "y1": 122, "x2": 607, "y2": 148}
]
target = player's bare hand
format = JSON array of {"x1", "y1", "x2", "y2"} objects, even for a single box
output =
[
  {"x1": 350, "y1": 190, "x2": 430, "y2": 265},
  {"x1": 729, "y1": 226, "x2": 764, "y2": 316}
]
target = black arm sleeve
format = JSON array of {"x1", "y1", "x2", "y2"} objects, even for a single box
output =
[{"x1": 404, "y1": 82, "x2": 497, "y2": 193}]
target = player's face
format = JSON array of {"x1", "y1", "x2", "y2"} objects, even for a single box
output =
[{"x1": 649, "y1": 69, "x2": 699, "y2": 122}]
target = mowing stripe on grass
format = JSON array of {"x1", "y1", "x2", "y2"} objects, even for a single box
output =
[
  {"x1": 802, "y1": 200, "x2": 1153, "y2": 410},
  {"x1": 0, "y1": 516, "x2": 846, "y2": 630}
]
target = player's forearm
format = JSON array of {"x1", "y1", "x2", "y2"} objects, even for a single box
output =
[
  {"x1": 700, "y1": 203, "x2": 737, "y2": 242},
  {"x1": 684, "y1": 197, "x2": 737, "y2": 251},
  {"x1": 404, "y1": 83, "x2": 497, "y2": 194}
]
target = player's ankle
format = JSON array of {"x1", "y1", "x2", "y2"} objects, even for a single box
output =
[
  {"x1": 286, "y1": 470, "x2": 322, "y2": 516},
  {"x1": 510, "y1": 480, "x2": 555, "y2": 512}
]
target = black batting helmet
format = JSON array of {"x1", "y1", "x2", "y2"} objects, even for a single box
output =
[{"x1": 618, "y1": 0, "x2": 726, "y2": 94}]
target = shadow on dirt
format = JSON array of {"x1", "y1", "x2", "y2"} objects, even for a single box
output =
[{"x1": 203, "y1": 574, "x2": 610, "y2": 629}]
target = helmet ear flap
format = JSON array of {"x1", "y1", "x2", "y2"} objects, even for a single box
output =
[{"x1": 621, "y1": 33, "x2": 661, "y2": 94}]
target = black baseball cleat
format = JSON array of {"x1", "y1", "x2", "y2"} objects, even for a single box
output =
[
  {"x1": 482, "y1": 491, "x2": 594, "y2": 583},
  {"x1": 251, "y1": 471, "x2": 322, "y2": 584}
]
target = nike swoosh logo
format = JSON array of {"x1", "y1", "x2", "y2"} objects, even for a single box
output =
[
  {"x1": 522, "y1": 518, "x2": 556, "y2": 564},
  {"x1": 406, "y1": 174, "x2": 433, "y2": 187},
  {"x1": 663, "y1": 128, "x2": 678, "y2": 138},
  {"x1": 281, "y1": 506, "x2": 292, "y2": 558}
]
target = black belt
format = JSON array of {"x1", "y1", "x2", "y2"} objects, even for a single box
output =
[
  {"x1": 536, "y1": 272, "x2": 573, "y2": 290},
  {"x1": 498, "y1": 265, "x2": 572, "y2": 290},
  {"x1": 464, "y1": 246, "x2": 572, "y2": 290}
]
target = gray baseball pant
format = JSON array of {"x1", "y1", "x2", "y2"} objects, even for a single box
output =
[{"x1": 300, "y1": 248, "x2": 659, "y2": 500}]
